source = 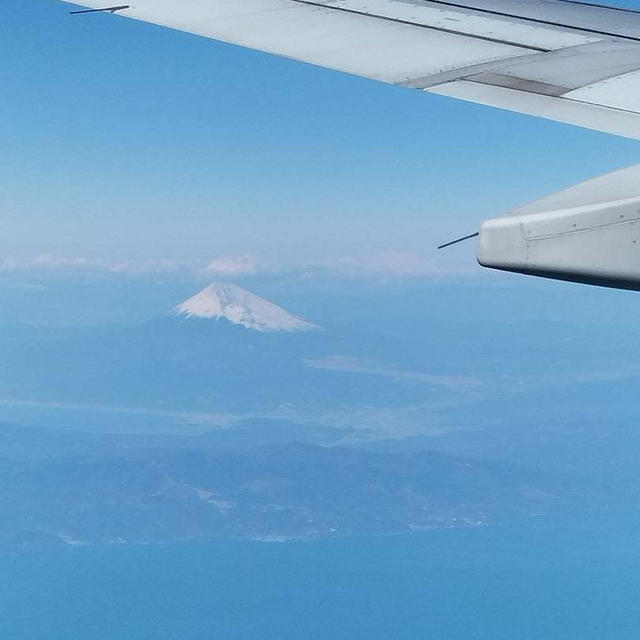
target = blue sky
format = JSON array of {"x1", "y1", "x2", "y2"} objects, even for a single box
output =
[{"x1": 2, "y1": 0, "x2": 640, "y2": 271}]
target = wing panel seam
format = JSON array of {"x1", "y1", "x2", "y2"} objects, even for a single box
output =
[
  {"x1": 556, "y1": 0, "x2": 640, "y2": 17},
  {"x1": 288, "y1": 0, "x2": 550, "y2": 51},
  {"x1": 418, "y1": 0, "x2": 640, "y2": 43}
]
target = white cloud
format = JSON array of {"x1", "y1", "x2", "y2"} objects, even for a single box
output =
[
  {"x1": 205, "y1": 254, "x2": 268, "y2": 276},
  {"x1": 31, "y1": 255, "x2": 102, "y2": 269},
  {"x1": 0, "y1": 249, "x2": 471, "y2": 281},
  {"x1": 0, "y1": 255, "x2": 193, "y2": 275},
  {"x1": 108, "y1": 258, "x2": 192, "y2": 275},
  {"x1": 0, "y1": 255, "x2": 103, "y2": 272}
]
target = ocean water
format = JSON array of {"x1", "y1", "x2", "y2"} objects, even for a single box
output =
[{"x1": 1, "y1": 516, "x2": 639, "y2": 640}]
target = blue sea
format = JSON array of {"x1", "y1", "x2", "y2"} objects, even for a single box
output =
[{"x1": 2, "y1": 515, "x2": 639, "y2": 640}]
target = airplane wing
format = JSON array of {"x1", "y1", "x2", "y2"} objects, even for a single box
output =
[{"x1": 62, "y1": 0, "x2": 640, "y2": 139}]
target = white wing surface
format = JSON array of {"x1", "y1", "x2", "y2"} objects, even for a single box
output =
[{"x1": 61, "y1": 0, "x2": 640, "y2": 138}]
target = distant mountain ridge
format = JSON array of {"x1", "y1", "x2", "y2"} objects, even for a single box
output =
[
  {"x1": 0, "y1": 422, "x2": 573, "y2": 551},
  {"x1": 172, "y1": 282, "x2": 319, "y2": 333}
]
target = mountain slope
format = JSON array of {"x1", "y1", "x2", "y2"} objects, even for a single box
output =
[{"x1": 172, "y1": 282, "x2": 319, "y2": 332}]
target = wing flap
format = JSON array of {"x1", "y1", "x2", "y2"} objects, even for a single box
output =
[
  {"x1": 429, "y1": 79, "x2": 640, "y2": 139},
  {"x1": 565, "y1": 70, "x2": 640, "y2": 113},
  {"x1": 466, "y1": 41, "x2": 640, "y2": 91}
]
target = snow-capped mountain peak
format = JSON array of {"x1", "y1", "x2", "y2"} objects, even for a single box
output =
[{"x1": 172, "y1": 282, "x2": 319, "y2": 332}]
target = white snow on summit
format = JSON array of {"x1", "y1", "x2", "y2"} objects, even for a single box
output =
[{"x1": 172, "y1": 282, "x2": 319, "y2": 332}]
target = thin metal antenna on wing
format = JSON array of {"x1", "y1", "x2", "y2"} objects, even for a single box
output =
[
  {"x1": 70, "y1": 5, "x2": 130, "y2": 14},
  {"x1": 437, "y1": 232, "x2": 479, "y2": 250}
]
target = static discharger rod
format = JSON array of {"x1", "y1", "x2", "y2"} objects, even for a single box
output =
[
  {"x1": 70, "y1": 5, "x2": 130, "y2": 14},
  {"x1": 437, "y1": 232, "x2": 479, "y2": 250}
]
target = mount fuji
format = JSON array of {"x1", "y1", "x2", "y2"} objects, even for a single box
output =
[{"x1": 172, "y1": 282, "x2": 319, "y2": 333}]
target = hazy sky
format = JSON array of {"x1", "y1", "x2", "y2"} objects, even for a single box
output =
[{"x1": 3, "y1": 0, "x2": 640, "y2": 270}]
